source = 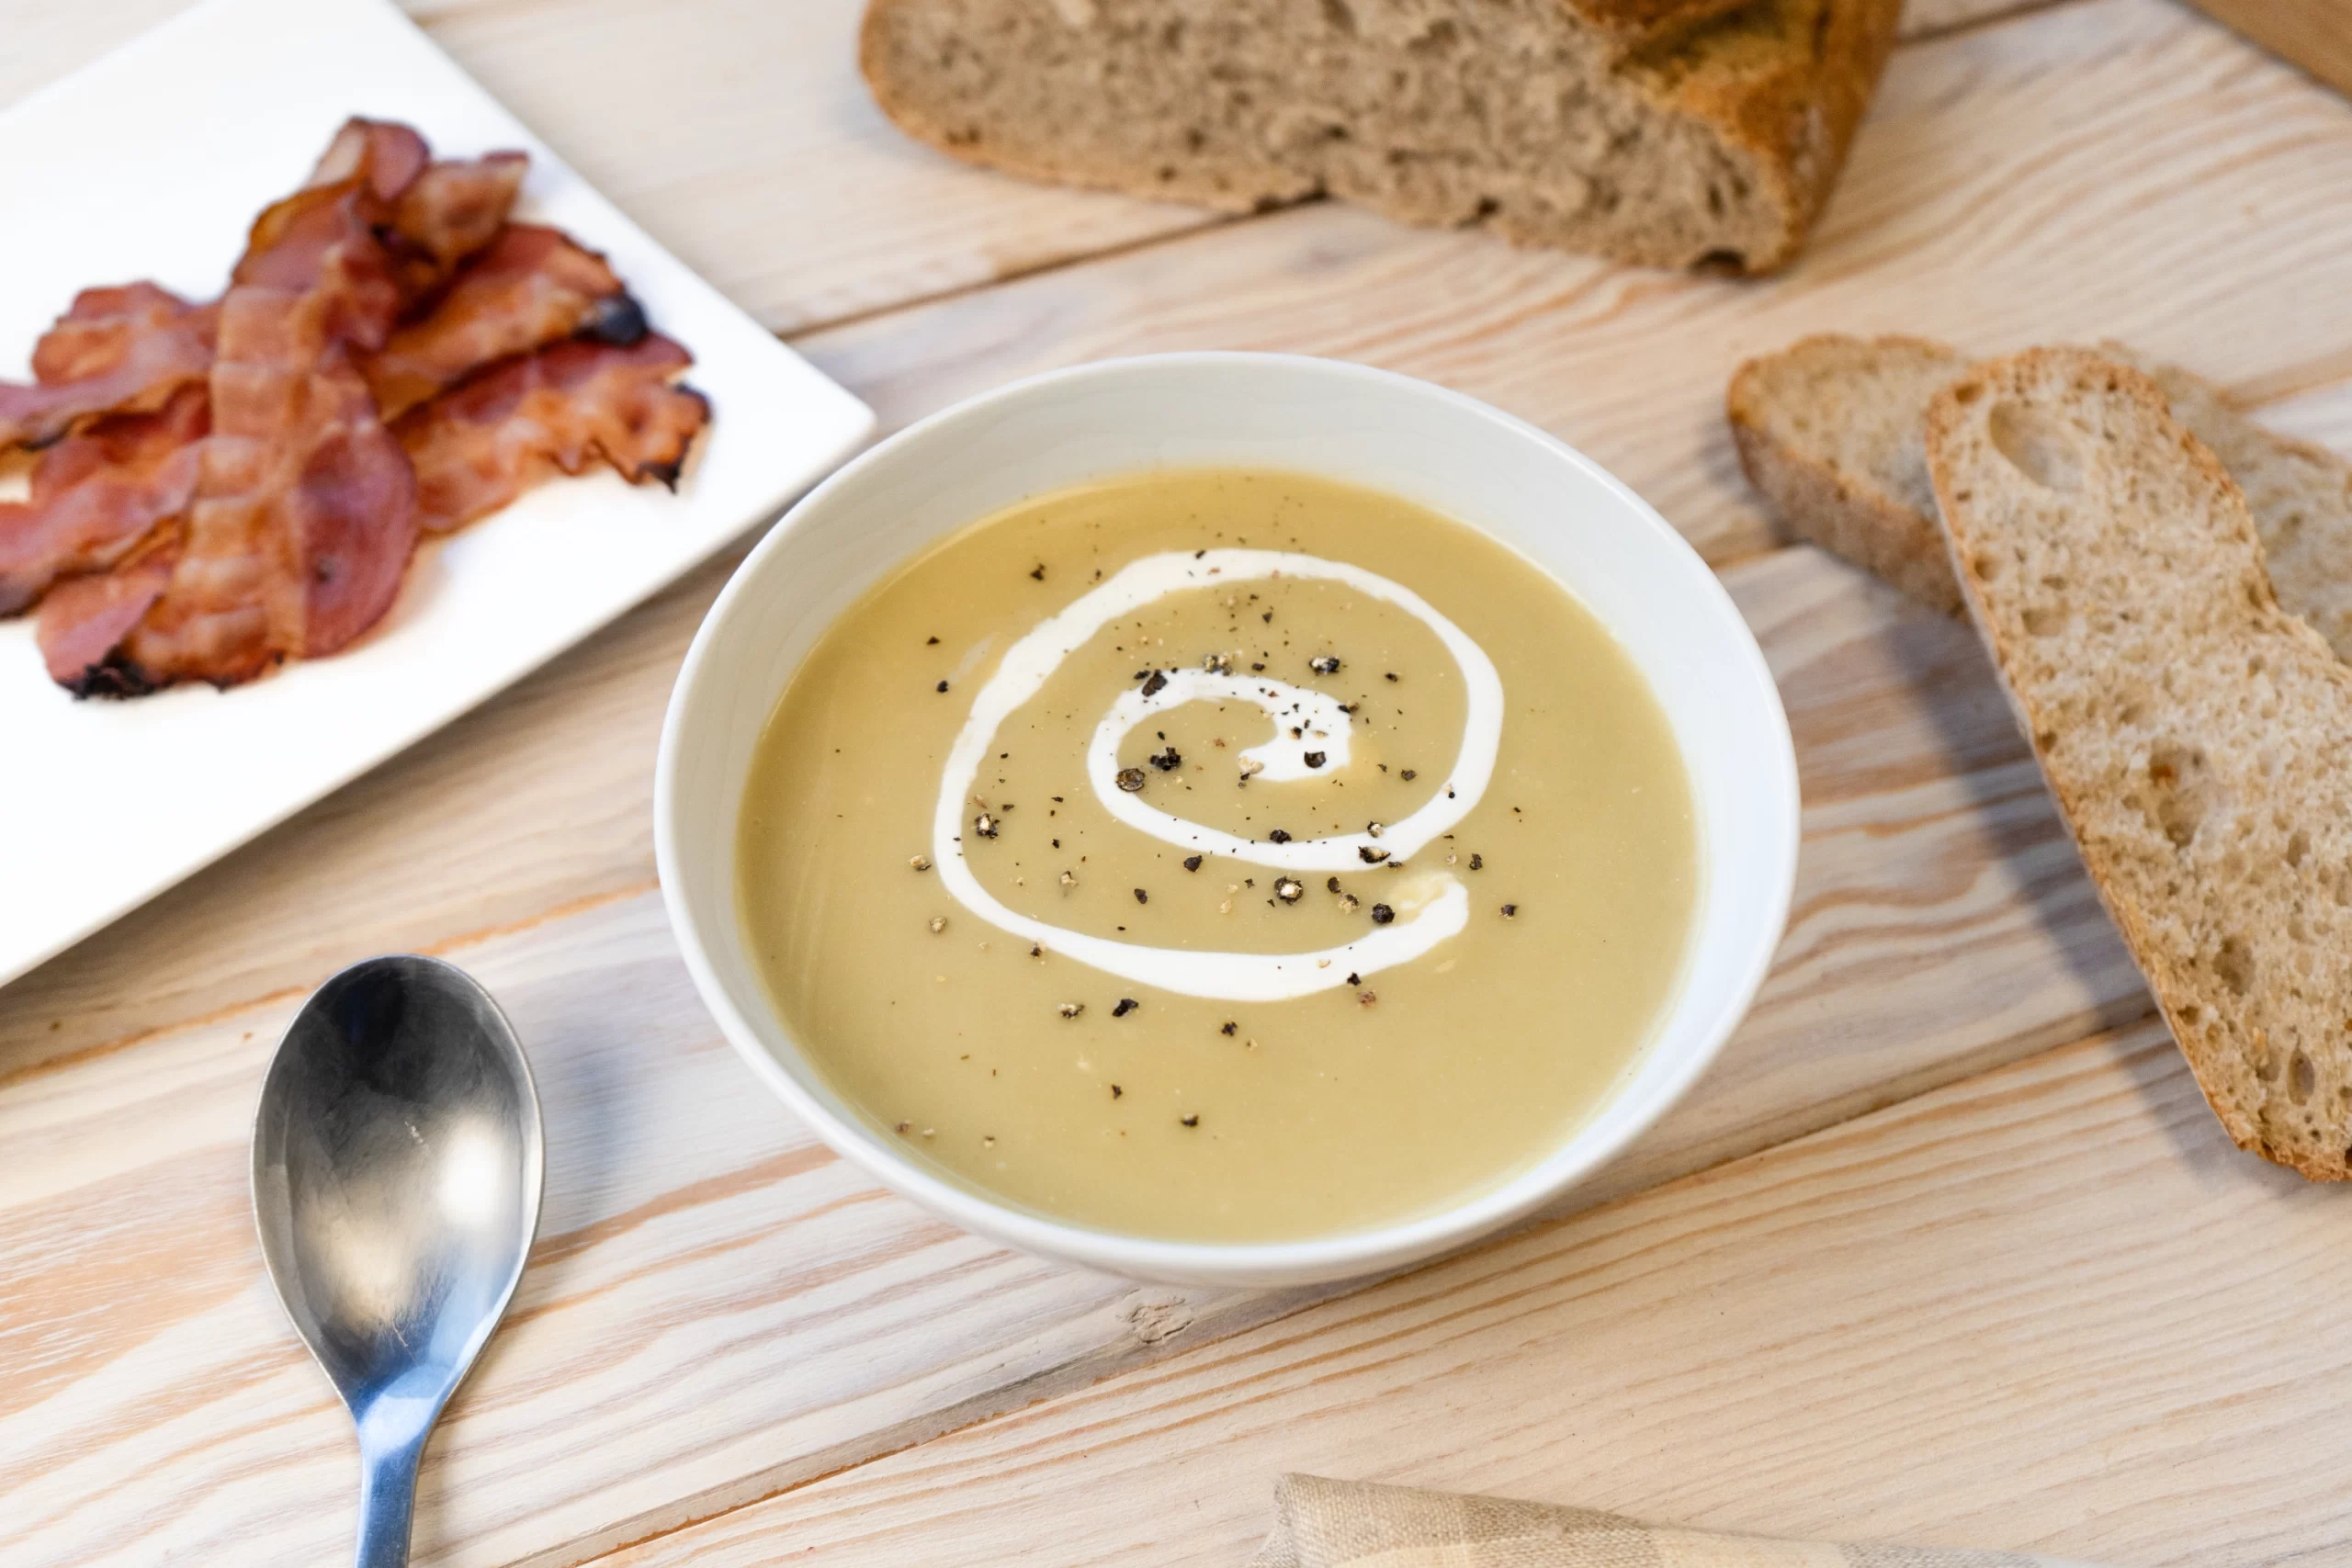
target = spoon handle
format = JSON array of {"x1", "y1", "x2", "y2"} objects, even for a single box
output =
[{"x1": 355, "y1": 1433, "x2": 425, "y2": 1568}]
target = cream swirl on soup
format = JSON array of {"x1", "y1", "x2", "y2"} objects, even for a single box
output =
[{"x1": 933, "y1": 549, "x2": 1504, "y2": 1002}]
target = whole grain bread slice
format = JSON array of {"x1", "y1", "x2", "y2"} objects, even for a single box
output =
[
  {"x1": 1729, "y1": 333, "x2": 2352, "y2": 659},
  {"x1": 1928, "y1": 347, "x2": 2352, "y2": 1180},
  {"x1": 1725, "y1": 333, "x2": 1970, "y2": 611},
  {"x1": 860, "y1": 0, "x2": 1903, "y2": 273}
]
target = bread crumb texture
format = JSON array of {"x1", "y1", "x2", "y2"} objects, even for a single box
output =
[
  {"x1": 1928, "y1": 347, "x2": 2352, "y2": 1180},
  {"x1": 859, "y1": 0, "x2": 1902, "y2": 270}
]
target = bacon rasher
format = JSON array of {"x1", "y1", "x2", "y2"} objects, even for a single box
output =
[
  {"x1": 399, "y1": 333, "x2": 708, "y2": 534},
  {"x1": 32, "y1": 283, "x2": 211, "y2": 385},
  {"x1": 366, "y1": 225, "x2": 633, "y2": 418},
  {"x1": 36, "y1": 540, "x2": 179, "y2": 695},
  {"x1": 389, "y1": 152, "x2": 530, "y2": 297},
  {"x1": 0, "y1": 384, "x2": 207, "y2": 616},
  {"x1": 0, "y1": 285, "x2": 216, "y2": 452}
]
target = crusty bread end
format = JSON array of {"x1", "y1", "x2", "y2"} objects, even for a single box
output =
[{"x1": 1928, "y1": 348, "x2": 2352, "y2": 1181}]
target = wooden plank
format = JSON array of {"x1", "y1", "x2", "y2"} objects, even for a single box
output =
[
  {"x1": 2248, "y1": 367, "x2": 2352, "y2": 450},
  {"x1": 592, "y1": 1017, "x2": 2352, "y2": 1568},
  {"x1": 1901, "y1": 0, "x2": 2073, "y2": 37},
  {"x1": 2184, "y1": 0, "x2": 2352, "y2": 100},
  {"x1": 801, "y1": 0, "x2": 2352, "y2": 571},
  {"x1": 0, "y1": 543, "x2": 2155, "y2": 1568}
]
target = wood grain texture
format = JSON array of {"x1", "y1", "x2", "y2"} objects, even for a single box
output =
[
  {"x1": 0, "y1": 544, "x2": 2156, "y2": 1568},
  {"x1": 594, "y1": 1018, "x2": 2352, "y2": 1568},
  {"x1": 2183, "y1": 0, "x2": 2352, "y2": 99},
  {"x1": 2259, "y1": 377, "x2": 2352, "y2": 454},
  {"x1": 803, "y1": 0, "x2": 2352, "y2": 570},
  {"x1": 1901, "y1": 0, "x2": 2074, "y2": 38}
]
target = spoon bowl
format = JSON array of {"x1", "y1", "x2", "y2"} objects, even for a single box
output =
[{"x1": 253, "y1": 953, "x2": 544, "y2": 1568}]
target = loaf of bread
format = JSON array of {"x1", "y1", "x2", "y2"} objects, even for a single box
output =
[
  {"x1": 1928, "y1": 349, "x2": 2352, "y2": 1180},
  {"x1": 1729, "y1": 333, "x2": 2352, "y2": 660},
  {"x1": 860, "y1": 0, "x2": 1904, "y2": 272}
]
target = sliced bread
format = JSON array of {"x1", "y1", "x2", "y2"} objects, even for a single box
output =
[
  {"x1": 1725, "y1": 333, "x2": 1969, "y2": 611},
  {"x1": 860, "y1": 0, "x2": 1904, "y2": 272},
  {"x1": 1729, "y1": 333, "x2": 2352, "y2": 660},
  {"x1": 1927, "y1": 347, "x2": 2352, "y2": 1180}
]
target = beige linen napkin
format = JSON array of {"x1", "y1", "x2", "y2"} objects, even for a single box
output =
[{"x1": 1250, "y1": 1475, "x2": 2107, "y2": 1568}]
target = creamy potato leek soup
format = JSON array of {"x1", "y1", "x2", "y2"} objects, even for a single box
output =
[{"x1": 736, "y1": 469, "x2": 1698, "y2": 1242}]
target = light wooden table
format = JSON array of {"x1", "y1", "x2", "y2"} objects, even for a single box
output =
[{"x1": 7, "y1": 2, "x2": 2352, "y2": 1563}]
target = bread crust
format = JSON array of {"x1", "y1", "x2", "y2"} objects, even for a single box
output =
[
  {"x1": 1640, "y1": 0, "x2": 1901, "y2": 267},
  {"x1": 859, "y1": 0, "x2": 1902, "y2": 272},
  {"x1": 1928, "y1": 347, "x2": 2352, "y2": 1181},
  {"x1": 1566, "y1": 0, "x2": 1763, "y2": 48}
]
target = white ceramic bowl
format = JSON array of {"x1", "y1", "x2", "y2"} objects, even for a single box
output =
[{"x1": 656, "y1": 353, "x2": 1798, "y2": 1288}]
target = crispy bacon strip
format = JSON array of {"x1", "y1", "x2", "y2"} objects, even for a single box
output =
[
  {"x1": 0, "y1": 286, "x2": 217, "y2": 451},
  {"x1": 388, "y1": 152, "x2": 529, "y2": 299},
  {"x1": 37, "y1": 536, "x2": 178, "y2": 695},
  {"x1": 33, "y1": 283, "x2": 204, "y2": 383},
  {"x1": 94, "y1": 124, "x2": 424, "y2": 692},
  {"x1": 305, "y1": 118, "x2": 430, "y2": 199},
  {"x1": 398, "y1": 333, "x2": 708, "y2": 534},
  {"x1": 0, "y1": 384, "x2": 208, "y2": 615},
  {"x1": 230, "y1": 181, "x2": 409, "y2": 355},
  {"x1": 365, "y1": 225, "x2": 632, "y2": 419},
  {"x1": 302, "y1": 119, "x2": 529, "y2": 302}
]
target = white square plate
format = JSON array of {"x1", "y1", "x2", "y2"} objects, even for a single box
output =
[{"x1": 0, "y1": 0, "x2": 876, "y2": 987}]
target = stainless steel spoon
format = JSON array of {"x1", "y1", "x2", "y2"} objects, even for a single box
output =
[{"x1": 253, "y1": 954, "x2": 545, "y2": 1568}]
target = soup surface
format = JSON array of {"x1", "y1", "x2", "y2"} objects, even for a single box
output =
[{"x1": 737, "y1": 469, "x2": 1697, "y2": 1242}]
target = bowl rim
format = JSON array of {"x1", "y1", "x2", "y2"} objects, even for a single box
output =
[{"x1": 655, "y1": 350, "x2": 1800, "y2": 1285}]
